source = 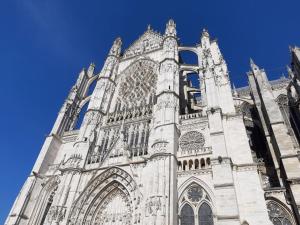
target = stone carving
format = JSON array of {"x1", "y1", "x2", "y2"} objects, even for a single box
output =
[
  {"x1": 145, "y1": 196, "x2": 164, "y2": 216},
  {"x1": 47, "y1": 206, "x2": 67, "y2": 223},
  {"x1": 163, "y1": 38, "x2": 178, "y2": 58},
  {"x1": 160, "y1": 61, "x2": 178, "y2": 74},
  {"x1": 123, "y1": 29, "x2": 163, "y2": 59},
  {"x1": 67, "y1": 167, "x2": 138, "y2": 225},
  {"x1": 109, "y1": 37, "x2": 122, "y2": 56},
  {"x1": 59, "y1": 154, "x2": 82, "y2": 172},
  {"x1": 82, "y1": 110, "x2": 101, "y2": 127},
  {"x1": 180, "y1": 131, "x2": 205, "y2": 153},
  {"x1": 267, "y1": 200, "x2": 295, "y2": 225},
  {"x1": 165, "y1": 19, "x2": 176, "y2": 36},
  {"x1": 92, "y1": 189, "x2": 131, "y2": 225},
  {"x1": 214, "y1": 67, "x2": 229, "y2": 86},
  {"x1": 151, "y1": 139, "x2": 168, "y2": 153},
  {"x1": 156, "y1": 94, "x2": 178, "y2": 111}
]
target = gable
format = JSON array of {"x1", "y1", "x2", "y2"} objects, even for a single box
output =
[{"x1": 122, "y1": 28, "x2": 163, "y2": 59}]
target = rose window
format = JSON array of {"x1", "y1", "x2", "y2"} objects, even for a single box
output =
[
  {"x1": 180, "y1": 131, "x2": 205, "y2": 152},
  {"x1": 267, "y1": 201, "x2": 295, "y2": 225},
  {"x1": 187, "y1": 185, "x2": 203, "y2": 202}
]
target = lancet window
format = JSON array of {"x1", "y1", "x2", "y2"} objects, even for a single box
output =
[
  {"x1": 179, "y1": 183, "x2": 214, "y2": 225},
  {"x1": 40, "y1": 187, "x2": 57, "y2": 225}
]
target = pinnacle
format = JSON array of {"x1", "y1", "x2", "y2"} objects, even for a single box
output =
[
  {"x1": 202, "y1": 28, "x2": 209, "y2": 37},
  {"x1": 250, "y1": 58, "x2": 259, "y2": 70}
]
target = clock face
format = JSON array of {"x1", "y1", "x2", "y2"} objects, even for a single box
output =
[
  {"x1": 187, "y1": 185, "x2": 203, "y2": 202},
  {"x1": 179, "y1": 131, "x2": 205, "y2": 152}
]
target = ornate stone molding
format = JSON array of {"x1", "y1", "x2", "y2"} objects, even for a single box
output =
[
  {"x1": 59, "y1": 154, "x2": 83, "y2": 173},
  {"x1": 47, "y1": 205, "x2": 67, "y2": 223},
  {"x1": 177, "y1": 169, "x2": 212, "y2": 177},
  {"x1": 151, "y1": 139, "x2": 168, "y2": 154},
  {"x1": 122, "y1": 28, "x2": 163, "y2": 60},
  {"x1": 145, "y1": 195, "x2": 165, "y2": 217},
  {"x1": 232, "y1": 163, "x2": 258, "y2": 172},
  {"x1": 68, "y1": 167, "x2": 138, "y2": 225}
]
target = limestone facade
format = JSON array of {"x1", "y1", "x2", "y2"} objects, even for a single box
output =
[{"x1": 5, "y1": 20, "x2": 300, "y2": 225}]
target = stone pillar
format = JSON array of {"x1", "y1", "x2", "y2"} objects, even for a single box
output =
[
  {"x1": 74, "y1": 37, "x2": 122, "y2": 167},
  {"x1": 248, "y1": 60, "x2": 300, "y2": 223},
  {"x1": 201, "y1": 32, "x2": 272, "y2": 224},
  {"x1": 144, "y1": 19, "x2": 179, "y2": 225}
]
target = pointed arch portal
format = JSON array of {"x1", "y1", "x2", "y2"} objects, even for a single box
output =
[{"x1": 67, "y1": 167, "x2": 138, "y2": 225}]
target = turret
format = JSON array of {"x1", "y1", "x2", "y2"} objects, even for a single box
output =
[
  {"x1": 201, "y1": 29, "x2": 210, "y2": 49},
  {"x1": 77, "y1": 37, "x2": 122, "y2": 142},
  {"x1": 101, "y1": 37, "x2": 122, "y2": 79},
  {"x1": 250, "y1": 58, "x2": 271, "y2": 84},
  {"x1": 145, "y1": 19, "x2": 180, "y2": 225}
]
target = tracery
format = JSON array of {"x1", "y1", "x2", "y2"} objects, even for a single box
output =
[
  {"x1": 267, "y1": 200, "x2": 295, "y2": 225},
  {"x1": 116, "y1": 59, "x2": 158, "y2": 110},
  {"x1": 179, "y1": 183, "x2": 214, "y2": 225}
]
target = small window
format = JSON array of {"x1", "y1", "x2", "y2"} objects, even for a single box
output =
[
  {"x1": 198, "y1": 203, "x2": 213, "y2": 225},
  {"x1": 181, "y1": 204, "x2": 195, "y2": 225}
]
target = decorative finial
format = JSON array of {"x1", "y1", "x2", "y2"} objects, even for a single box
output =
[
  {"x1": 202, "y1": 28, "x2": 210, "y2": 37},
  {"x1": 287, "y1": 65, "x2": 294, "y2": 79},
  {"x1": 109, "y1": 37, "x2": 122, "y2": 56},
  {"x1": 147, "y1": 24, "x2": 151, "y2": 31},
  {"x1": 250, "y1": 58, "x2": 259, "y2": 72},
  {"x1": 165, "y1": 19, "x2": 176, "y2": 36},
  {"x1": 87, "y1": 63, "x2": 95, "y2": 77},
  {"x1": 232, "y1": 83, "x2": 238, "y2": 97}
]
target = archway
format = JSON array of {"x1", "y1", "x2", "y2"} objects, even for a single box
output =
[{"x1": 67, "y1": 167, "x2": 138, "y2": 225}]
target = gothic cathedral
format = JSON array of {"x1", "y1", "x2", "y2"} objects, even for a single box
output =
[{"x1": 6, "y1": 20, "x2": 300, "y2": 225}]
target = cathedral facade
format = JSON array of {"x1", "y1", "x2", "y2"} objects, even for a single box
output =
[{"x1": 5, "y1": 20, "x2": 300, "y2": 225}]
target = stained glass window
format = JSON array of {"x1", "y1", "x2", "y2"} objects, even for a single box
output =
[
  {"x1": 181, "y1": 204, "x2": 195, "y2": 225},
  {"x1": 187, "y1": 185, "x2": 203, "y2": 202},
  {"x1": 267, "y1": 201, "x2": 294, "y2": 225},
  {"x1": 179, "y1": 184, "x2": 214, "y2": 225},
  {"x1": 198, "y1": 203, "x2": 213, "y2": 225}
]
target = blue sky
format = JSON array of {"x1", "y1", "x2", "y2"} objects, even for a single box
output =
[{"x1": 0, "y1": 0, "x2": 299, "y2": 223}]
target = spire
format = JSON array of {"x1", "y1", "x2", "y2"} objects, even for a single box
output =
[
  {"x1": 232, "y1": 83, "x2": 238, "y2": 97},
  {"x1": 165, "y1": 19, "x2": 176, "y2": 36},
  {"x1": 109, "y1": 37, "x2": 122, "y2": 57},
  {"x1": 201, "y1": 28, "x2": 210, "y2": 48},
  {"x1": 250, "y1": 58, "x2": 260, "y2": 72},
  {"x1": 87, "y1": 62, "x2": 95, "y2": 77},
  {"x1": 287, "y1": 65, "x2": 295, "y2": 79},
  {"x1": 202, "y1": 28, "x2": 210, "y2": 38}
]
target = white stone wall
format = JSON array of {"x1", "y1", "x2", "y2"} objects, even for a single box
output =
[{"x1": 5, "y1": 21, "x2": 299, "y2": 225}]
